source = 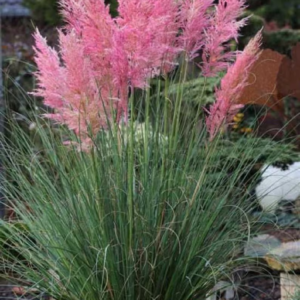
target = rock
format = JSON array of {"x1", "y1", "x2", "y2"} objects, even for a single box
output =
[
  {"x1": 280, "y1": 273, "x2": 300, "y2": 300},
  {"x1": 206, "y1": 281, "x2": 235, "y2": 300},
  {"x1": 265, "y1": 241, "x2": 300, "y2": 271},
  {"x1": 244, "y1": 234, "x2": 281, "y2": 257},
  {"x1": 245, "y1": 235, "x2": 300, "y2": 271}
]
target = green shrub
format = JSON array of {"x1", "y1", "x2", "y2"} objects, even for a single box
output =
[
  {"x1": 254, "y1": 0, "x2": 300, "y2": 29},
  {"x1": 23, "y1": 0, "x2": 62, "y2": 26},
  {"x1": 23, "y1": 0, "x2": 119, "y2": 25},
  {"x1": 105, "y1": 0, "x2": 118, "y2": 17},
  {"x1": 263, "y1": 29, "x2": 300, "y2": 55},
  {"x1": 238, "y1": 12, "x2": 300, "y2": 55},
  {"x1": 238, "y1": 12, "x2": 265, "y2": 50}
]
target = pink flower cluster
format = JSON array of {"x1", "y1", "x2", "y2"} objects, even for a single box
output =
[
  {"x1": 206, "y1": 30, "x2": 262, "y2": 141},
  {"x1": 33, "y1": 0, "x2": 252, "y2": 148}
]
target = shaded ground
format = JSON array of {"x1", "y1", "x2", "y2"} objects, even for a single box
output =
[
  {"x1": 0, "y1": 281, "x2": 49, "y2": 300},
  {"x1": 0, "y1": 275, "x2": 282, "y2": 300},
  {"x1": 237, "y1": 271, "x2": 280, "y2": 300}
]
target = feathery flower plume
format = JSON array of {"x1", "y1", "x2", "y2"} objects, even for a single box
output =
[
  {"x1": 32, "y1": 30, "x2": 65, "y2": 110},
  {"x1": 60, "y1": 0, "x2": 115, "y2": 87},
  {"x1": 112, "y1": 0, "x2": 179, "y2": 118},
  {"x1": 178, "y1": 0, "x2": 213, "y2": 61},
  {"x1": 201, "y1": 0, "x2": 248, "y2": 76},
  {"x1": 206, "y1": 30, "x2": 263, "y2": 141},
  {"x1": 33, "y1": 0, "x2": 250, "y2": 150},
  {"x1": 33, "y1": 30, "x2": 116, "y2": 148}
]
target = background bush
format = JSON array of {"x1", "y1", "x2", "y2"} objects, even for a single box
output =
[
  {"x1": 23, "y1": 0, "x2": 62, "y2": 26},
  {"x1": 23, "y1": 0, "x2": 119, "y2": 26}
]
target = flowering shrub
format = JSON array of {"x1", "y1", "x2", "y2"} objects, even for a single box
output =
[{"x1": 33, "y1": 0, "x2": 262, "y2": 148}]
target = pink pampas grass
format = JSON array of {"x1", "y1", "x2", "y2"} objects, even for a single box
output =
[{"x1": 206, "y1": 30, "x2": 263, "y2": 141}]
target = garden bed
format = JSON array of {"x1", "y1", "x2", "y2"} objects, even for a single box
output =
[{"x1": 238, "y1": 271, "x2": 281, "y2": 300}]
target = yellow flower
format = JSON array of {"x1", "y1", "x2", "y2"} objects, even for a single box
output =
[
  {"x1": 232, "y1": 124, "x2": 239, "y2": 129},
  {"x1": 233, "y1": 116, "x2": 242, "y2": 123},
  {"x1": 236, "y1": 113, "x2": 244, "y2": 118},
  {"x1": 240, "y1": 127, "x2": 253, "y2": 134}
]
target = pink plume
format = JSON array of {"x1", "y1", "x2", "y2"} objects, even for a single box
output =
[
  {"x1": 202, "y1": 0, "x2": 248, "y2": 77},
  {"x1": 32, "y1": 30, "x2": 66, "y2": 109},
  {"x1": 206, "y1": 30, "x2": 262, "y2": 141},
  {"x1": 178, "y1": 0, "x2": 213, "y2": 61},
  {"x1": 112, "y1": 0, "x2": 179, "y2": 115}
]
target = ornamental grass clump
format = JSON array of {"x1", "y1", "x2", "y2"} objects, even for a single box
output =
[
  {"x1": 1, "y1": 111, "x2": 274, "y2": 300},
  {"x1": 0, "y1": 0, "x2": 284, "y2": 299}
]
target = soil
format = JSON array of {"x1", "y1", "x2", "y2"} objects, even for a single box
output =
[
  {"x1": 0, "y1": 281, "x2": 49, "y2": 300},
  {"x1": 236, "y1": 271, "x2": 281, "y2": 300}
]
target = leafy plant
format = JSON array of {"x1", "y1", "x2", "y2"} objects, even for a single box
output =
[
  {"x1": 254, "y1": 0, "x2": 300, "y2": 29},
  {"x1": 105, "y1": 0, "x2": 118, "y2": 17},
  {"x1": 238, "y1": 8, "x2": 300, "y2": 55},
  {"x1": 263, "y1": 29, "x2": 300, "y2": 55},
  {"x1": 238, "y1": 11, "x2": 265, "y2": 50},
  {"x1": 23, "y1": 0, "x2": 119, "y2": 25},
  {"x1": 23, "y1": 0, "x2": 62, "y2": 26},
  {"x1": 292, "y1": 288, "x2": 300, "y2": 300}
]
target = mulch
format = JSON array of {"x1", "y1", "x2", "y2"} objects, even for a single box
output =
[
  {"x1": 236, "y1": 271, "x2": 281, "y2": 300},
  {"x1": 0, "y1": 281, "x2": 49, "y2": 300}
]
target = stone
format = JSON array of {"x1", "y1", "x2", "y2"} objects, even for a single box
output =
[
  {"x1": 280, "y1": 273, "x2": 300, "y2": 300},
  {"x1": 206, "y1": 281, "x2": 235, "y2": 300},
  {"x1": 245, "y1": 235, "x2": 300, "y2": 271},
  {"x1": 244, "y1": 234, "x2": 281, "y2": 257},
  {"x1": 265, "y1": 241, "x2": 300, "y2": 271}
]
